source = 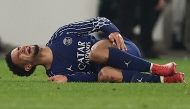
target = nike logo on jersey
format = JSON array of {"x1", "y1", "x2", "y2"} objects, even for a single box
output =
[
  {"x1": 124, "y1": 61, "x2": 131, "y2": 68},
  {"x1": 66, "y1": 65, "x2": 73, "y2": 71},
  {"x1": 137, "y1": 77, "x2": 143, "y2": 83}
]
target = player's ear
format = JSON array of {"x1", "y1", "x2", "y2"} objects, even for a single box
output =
[{"x1": 24, "y1": 64, "x2": 32, "y2": 71}]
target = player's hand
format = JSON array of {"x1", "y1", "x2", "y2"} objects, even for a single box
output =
[
  {"x1": 108, "y1": 32, "x2": 127, "y2": 51},
  {"x1": 47, "y1": 75, "x2": 68, "y2": 83}
]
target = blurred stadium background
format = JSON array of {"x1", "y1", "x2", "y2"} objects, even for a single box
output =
[{"x1": 0, "y1": 0, "x2": 189, "y2": 59}]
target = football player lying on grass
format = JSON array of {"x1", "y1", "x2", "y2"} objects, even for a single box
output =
[{"x1": 5, "y1": 17, "x2": 185, "y2": 83}]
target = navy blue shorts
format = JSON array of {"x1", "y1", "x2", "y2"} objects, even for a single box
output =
[{"x1": 123, "y1": 37, "x2": 141, "y2": 58}]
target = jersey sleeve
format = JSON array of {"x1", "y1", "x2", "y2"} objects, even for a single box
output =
[
  {"x1": 47, "y1": 71, "x2": 98, "y2": 82},
  {"x1": 56, "y1": 17, "x2": 120, "y2": 37},
  {"x1": 65, "y1": 73, "x2": 98, "y2": 82}
]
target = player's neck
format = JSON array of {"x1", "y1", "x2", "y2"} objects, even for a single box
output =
[{"x1": 33, "y1": 46, "x2": 53, "y2": 70}]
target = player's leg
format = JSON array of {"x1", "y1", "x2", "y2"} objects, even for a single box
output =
[
  {"x1": 89, "y1": 39, "x2": 176, "y2": 76},
  {"x1": 107, "y1": 47, "x2": 177, "y2": 76},
  {"x1": 98, "y1": 66, "x2": 161, "y2": 83},
  {"x1": 98, "y1": 66, "x2": 123, "y2": 82},
  {"x1": 98, "y1": 66, "x2": 185, "y2": 83}
]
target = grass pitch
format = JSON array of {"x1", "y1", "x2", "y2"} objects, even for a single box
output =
[{"x1": 0, "y1": 59, "x2": 190, "y2": 109}]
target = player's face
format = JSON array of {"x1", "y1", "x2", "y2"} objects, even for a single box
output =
[{"x1": 11, "y1": 45, "x2": 40, "y2": 67}]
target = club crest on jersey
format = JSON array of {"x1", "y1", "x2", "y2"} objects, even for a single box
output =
[{"x1": 63, "y1": 37, "x2": 72, "y2": 46}]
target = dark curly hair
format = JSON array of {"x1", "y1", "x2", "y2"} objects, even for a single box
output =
[{"x1": 5, "y1": 50, "x2": 36, "y2": 77}]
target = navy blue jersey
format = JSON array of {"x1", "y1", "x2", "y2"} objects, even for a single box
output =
[
  {"x1": 45, "y1": 17, "x2": 120, "y2": 82},
  {"x1": 45, "y1": 17, "x2": 141, "y2": 82}
]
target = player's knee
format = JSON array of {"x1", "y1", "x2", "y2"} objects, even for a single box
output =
[
  {"x1": 88, "y1": 46, "x2": 98, "y2": 62},
  {"x1": 98, "y1": 67, "x2": 118, "y2": 82},
  {"x1": 89, "y1": 44, "x2": 108, "y2": 63},
  {"x1": 98, "y1": 67, "x2": 109, "y2": 82},
  {"x1": 98, "y1": 66, "x2": 123, "y2": 82}
]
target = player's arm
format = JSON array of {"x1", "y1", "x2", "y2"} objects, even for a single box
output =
[
  {"x1": 47, "y1": 67, "x2": 123, "y2": 83},
  {"x1": 47, "y1": 73, "x2": 98, "y2": 83},
  {"x1": 64, "y1": 17, "x2": 120, "y2": 36},
  {"x1": 66, "y1": 17, "x2": 126, "y2": 51}
]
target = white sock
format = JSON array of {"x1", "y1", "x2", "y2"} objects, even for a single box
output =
[
  {"x1": 160, "y1": 76, "x2": 164, "y2": 83},
  {"x1": 150, "y1": 63, "x2": 153, "y2": 73}
]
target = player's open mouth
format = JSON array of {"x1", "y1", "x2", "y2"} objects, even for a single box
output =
[{"x1": 25, "y1": 47, "x2": 32, "y2": 55}]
